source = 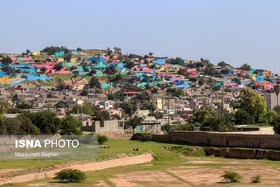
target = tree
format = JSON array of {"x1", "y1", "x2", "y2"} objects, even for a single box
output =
[
  {"x1": 60, "y1": 115, "x2": 82, "y2": 135},
  {"x1": 272, "y1": 117, "x2": 280, "y2": 134},
  {"x1": 0, "y1": 118, "x2": 7, "y2": 135},
  {"x1": 106, "y1": 47, "x2": 112, "y2": 56},
  {"x1": 2, "y1": 56, "x2": 12, "y2": 65},
  {"x1": 202, "y1": 112, "x2": 235, "y2": 132},
  {"x1": 82, "y1": 103, "x2": 94, "y2": 115},
  {"x1": 191, "y1": 106, "x2": 218, "y2": 124},
  {"x1": 76, "y1": 47, "x2": 82, "y2": 52},
  {"x1": 140, "y1": 101, "x2": 156, "y2": 112},
  {"x1": 148, "y1": 52, "x2": 153, "y2": 57},
  {"x1": 217, "y1": 61, "x2": 232, "y2": 67},
  {"x1": 104, "y1": 66, "x2": 117, "y2": 74},
  {"x1": 125, "y1": 116, "x2": 143, "y2": 131},
  {"x1": 89, "y1": 76, "x2": 101, "y2": 88},
  {"x1": 4, "y1": 118, "x2": 21, "y2": 135},
  {"x1": 240, "y1": 63, "x2": 251, "y2": 71},
  {"x1": 161, "y1": 124, "x2": 173, "y2": 132},
  {"x1": 88, "y1": 69, "x2": 97, "y2": 76},
  {"x1": 54, "y1": 169, "x2": 86, "y2": 183},
  {"x1": 121, "y1": 101, "x2": 137, "y2": 116},
  {"x1": 95, "y1": 111, "x2": 110, "y2": 121},
  {"x1": 274, "y1": 105, "x2": 280, "y2": 114},
  {"x1": 204, "y1": 64, "x2": 217, "y2": 76},
  {"x1": 166, "y1": 88, "x2": 185, "y2": 97},
  {"x1": 235, "y1": 109, "x2": 255, "y2": 125},
  {"x1": 40, "y1": 67, "x2": 47, "y2": 73},
  {"x1": 198, "y1": 79, "x2": 204, "y2": 86},
  {"x1": 29, "y1": 111, "x2": 61, "y2": 134},
  {"x1": 113, "y1": 47, "x2": 122, "y2": 54},
  {"x1": 17, "y1": 115, "x2": 40, "y2": 135},
  {"x1": 239, "y1": 88, "x2": 267, "y2": 123},
  {"x1": 54, "y1": 63, "x2": 63, "y2": 71},
  {"x1": 221, "y1": 171, "x2": 241, "y2": 183},
  {"x1": 274, "y1": 85, "x2": 280, "y2": 109},
  {"x1": 55, "y1": 101, "x2": 69, "y2": 108},
  {"x1": 80, "y1": 89, "x2": 89, "y2": 96},
  {"x1": 266, "y1": 110, "x2": 278, "y2": 124}
]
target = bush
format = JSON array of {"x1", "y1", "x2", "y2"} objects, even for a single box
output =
[
  {"x1": 54, "y1": 169, "x2": 86, "y2": 183},
  {"x1": 221, "y1": 171, "x2": 241, "y2": 183},
  {"x1": 251, "y1": 175, "x2": 261, "y2": 183},
  {"x1": 98, "y1": 135, "x2": 108, "y2": 144}
]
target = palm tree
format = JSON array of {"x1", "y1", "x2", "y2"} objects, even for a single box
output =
[{"x1": 274, "y1": 85, "x2": 280, "y2": 107}]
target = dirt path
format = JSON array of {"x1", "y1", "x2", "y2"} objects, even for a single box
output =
[{"x1": 0, "y1": 153, "x2": 154, "y2": 185}]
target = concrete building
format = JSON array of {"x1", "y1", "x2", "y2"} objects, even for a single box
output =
[
  {"x1": 82, "y1": 120, "x2": 123, "y2": 132},
  {"x1": 263, "y1": 92, "x2": 279, "y2": 110}
]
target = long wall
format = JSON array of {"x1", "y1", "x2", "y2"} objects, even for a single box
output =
[{"x1": 133, "y1": 131, "x2": 280, "y2": 149}]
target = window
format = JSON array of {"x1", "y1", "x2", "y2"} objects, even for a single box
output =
[{"x1": 100, "y1": 121, "x2": 104, "y2": 127}]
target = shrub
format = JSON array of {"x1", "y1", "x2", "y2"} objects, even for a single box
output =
[
  {"x1": 251, "y1": 175, "x2": 261, "y2": 183},
  {"x1": 221, "y1": 171, "x2": 241, "y2": 183},
  {"x1": 98, "y1": 135, "x2": 108, "y2": 144},
  {"x1": 54, "y1": 169, "x2": 86, "y2": 183}
]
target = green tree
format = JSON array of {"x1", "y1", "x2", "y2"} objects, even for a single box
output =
[
  {"x1": 125, "y1": 116, "x2": 143, "y2": 132},
  {"x1": 30, "y1": 111, "x2": 61, "y2": 134},
  {"x1": 40, "y1": 67, "x2": 47, "y2": 73},
  {"x1": 60, "y1": 115, "x2": 82, "y2": 135},
  {"x1": 2, "y1": 56, "x2": 12, "y2": 65},
  {"x1": 161, "y1": 124, "x2": 173, "y2": 132},
  {"x1": 0, "y1": 117, "x2": 6, "y2": 135},
  {"x1": 239, "y1": 88, "x2": 267, "y2": 123},
  {"x1": 217, "y1": 61, "x2": 232, "y2": 67},
  {"x1": 17, "y1": 115, "x2": 40, "y2": 135},
  {"x1": 104, "y1": 66, "x2": 117, "y2": 74},
  {"x1": 54, "y1": 169, "x2": 86, "y2": 183},
  {"x1": 82, "y1": 103, "x2": 94, "y2": 115},
  {"x1": 121, "y1": 101, "x2": 137, "y2": 116},
  {"x1": 4, "y1": 118, "x2": 21, "y2": 135},
  {"x1": 191, "y1": 106, "x2": 218, "y2": 124},
  {"x1": 89, "y1": 76, "x2": 101, "y2": 88},
  {"x1": 234, "y1": 109, "x2": 255, "y2": 125},
  {"x1": 95, "y1": 111, "x2": 110, "y2": 121},
  {"x1": 148, "y1": 52, "x2": 153, "y2": 57},
  {"x1": 80, "y1": 89, "x2": 89, "y2": 96},
  {"x1": 106, "y1": 47, "x2": 113, "y2": 56},
  {"x1": 55, "y1": 101, "x2": 69, "y2": 108},
  {"x1": 240, "y1": 63, "x2": 251, "y2": 71},
  {"x1": 54, "y1": 63, "x2": 63, "y2": 71}
]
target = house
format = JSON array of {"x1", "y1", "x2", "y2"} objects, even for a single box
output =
[
  {"x1": 82, "y1": 120, "x2": 123, "y2": 132},
  {"x1": 32, "y1": 52, "x2": 40, "y2": 56},
  {"x1": 152, "y1": 59, "x2": 165, "y2": 64}
]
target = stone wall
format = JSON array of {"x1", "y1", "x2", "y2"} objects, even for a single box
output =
[
  {"x1": 132, "y1": 131, "x2": 280, "y2": 149},
  {"x1": 96, "y1": 131, "x2": 133, "y2": 140},
  {"x1": 204, "y1": 148, "x2": 280, "y2": 160}
]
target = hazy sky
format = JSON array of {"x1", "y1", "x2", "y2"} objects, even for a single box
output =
[{"x1": 1, "y1": 0, "x2": 280, "y2": 73}]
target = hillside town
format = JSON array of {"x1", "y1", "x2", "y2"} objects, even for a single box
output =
[{"x1": 0, "y1": 46, "x2": 279, "y2": 135}]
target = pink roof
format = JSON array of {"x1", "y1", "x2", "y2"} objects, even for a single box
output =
[
  {"x1": 187, "y1": 68, "x2": 196, "y2": 72},
  {"x1": 172, "y1": 76, "x2": 185, "y2": 81},
  {"x1": 158, "y1": 73, "x2": 173, "y2": 76},
  {"x1": 142, "y1": 69, "x2": 154, "y2": 72}
]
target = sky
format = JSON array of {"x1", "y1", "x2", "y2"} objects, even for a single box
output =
[{"x1": 1, "y1": 0, "x2": 280, "y2": 73}]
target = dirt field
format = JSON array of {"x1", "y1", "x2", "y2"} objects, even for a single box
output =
[
  {"x1": 2, "y1": 140, "x2": 280, "y2": 186},
  {"x1": 17, "y1": 156, "x2": 280, "y2": 187}
]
